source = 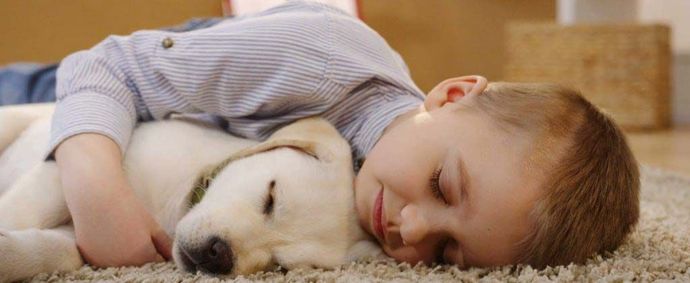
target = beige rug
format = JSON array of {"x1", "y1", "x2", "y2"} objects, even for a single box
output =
[{"x1": 27, "y1": 166, "x2": 690, "y2": 282}]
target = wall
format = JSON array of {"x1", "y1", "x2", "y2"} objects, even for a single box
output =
[
  {"x1": 361, "y1": 0, "x2": 556, "y2": 92},
  {"x1": 0, "y1": 0, "x2": 222, "y2": 65},
  {"x1": 638, "y1": 0, "x2": 690, "y2": 125},
  {"x1": 557, "y1": 0, "x2": 637, "y2": 24}
]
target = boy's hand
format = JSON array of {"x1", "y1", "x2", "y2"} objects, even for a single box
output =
[
  {"x1": 55, "y1": 133, "x2": 173, "y2": 267},
  {"x1": 74, "y1": 185, "x2": 172, "y2": 267}
]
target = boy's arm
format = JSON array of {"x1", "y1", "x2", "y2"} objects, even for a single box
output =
[
  {"x1": 55, "y1": 133, "x2": 172, "y2": 267},
  {"x1": 49, "y1": 40, "x2": 170, "y2": 266}
]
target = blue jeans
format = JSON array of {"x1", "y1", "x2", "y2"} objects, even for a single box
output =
[
  {"x1": 0, "y1": 17, "x2": 226, "y2": 106},
  {"x1": 0, "y1": 63, "x2": 57, "y2": 105}
]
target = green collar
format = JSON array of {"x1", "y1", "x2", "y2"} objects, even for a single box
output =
[
  {"x1": 189, "y1": 181, "x2": 208, "y2": 207},
  {"x1": 188, "y1": 154, "x2": 243, "y2": 208}
]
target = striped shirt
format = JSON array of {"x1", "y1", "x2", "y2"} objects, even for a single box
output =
[{"x1": 48, "y1": 1, "x2": 425, "y2": 171}]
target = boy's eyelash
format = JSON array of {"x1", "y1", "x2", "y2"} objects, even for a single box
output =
[{"x1": 430, "y1": 168, "x2": 448, "y2": 205}]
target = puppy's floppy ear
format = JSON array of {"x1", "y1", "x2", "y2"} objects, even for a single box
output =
[{"x1": 230, "y1": 117, "x2": 349, "y2": 163}]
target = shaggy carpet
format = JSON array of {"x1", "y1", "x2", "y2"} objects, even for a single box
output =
[{"x1": 26, "y1": 166, "x2": 690, "y2": 282}]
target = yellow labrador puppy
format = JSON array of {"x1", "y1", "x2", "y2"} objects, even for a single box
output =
[{"x1": 0, "y1": 104, "x2": 380, "y2": 282}]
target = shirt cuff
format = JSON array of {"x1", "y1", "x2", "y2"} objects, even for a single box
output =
[{"x1": 45, "y1": 92, "x2": 136, "y2": 160}]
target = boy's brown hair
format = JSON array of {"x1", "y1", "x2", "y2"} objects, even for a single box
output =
[{"x1": 471, "y1": 82, "x2": 640, "y2": 268}]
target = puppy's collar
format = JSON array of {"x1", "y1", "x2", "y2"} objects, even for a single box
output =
[
  {"x1": 188, "y1": 152, "x2": 246, "y2": 208},
  {"x1": 189, "y1": 178, "x2": 208, "y2": 207},
  {"x1": 189, "y1": 154, "x2": 245, "y2": 208}
]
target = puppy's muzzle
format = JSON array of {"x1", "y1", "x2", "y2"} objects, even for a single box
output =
[{"x1": 179, "y1": 237, "x2": 234, "y2": 274}]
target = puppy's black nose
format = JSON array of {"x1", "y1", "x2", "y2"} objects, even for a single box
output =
[{"x1": 184, "y1": 237, "x2": 234, "y2": 274}]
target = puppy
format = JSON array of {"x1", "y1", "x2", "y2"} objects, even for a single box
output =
[{"x1": 0, "y1": 104, "x2": 380, "y2": 282}]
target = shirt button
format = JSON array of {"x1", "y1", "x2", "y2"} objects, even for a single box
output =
[{"x1": 162, "y1": 37, "x2": 174, "y2": 49}]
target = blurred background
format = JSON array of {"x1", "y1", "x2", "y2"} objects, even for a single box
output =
[{"x1": 0, "y1": 0, "x2": 688, "y2": 175}]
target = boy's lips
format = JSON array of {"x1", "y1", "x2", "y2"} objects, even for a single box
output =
[{"x1": 373, "y1": 187, "x2": 386, "y2": 243}]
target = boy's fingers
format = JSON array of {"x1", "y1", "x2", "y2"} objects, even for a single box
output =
[{"x1": 152, "y1": 229, "x2": 174, "y2": 261}]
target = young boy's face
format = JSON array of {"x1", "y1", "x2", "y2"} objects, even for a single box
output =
[{"x1": 354, "y1": 76, "x2": 544, "y2": 268}]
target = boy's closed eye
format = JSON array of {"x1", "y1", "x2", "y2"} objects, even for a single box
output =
[{"x1": 430, "y1": 157, "x2": 470, "y2": 266}]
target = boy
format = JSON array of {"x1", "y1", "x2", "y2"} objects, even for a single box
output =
[{"x1": 47, "y1": 1, "x2": 639, "y2": 269}]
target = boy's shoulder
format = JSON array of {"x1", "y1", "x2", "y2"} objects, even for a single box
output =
[{"x1": 256, "y1": 1, "x2": 355, "y2": 18}]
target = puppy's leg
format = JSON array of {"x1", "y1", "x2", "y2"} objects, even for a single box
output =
[
  {"x1": 0, "y1": 103, "x2": 54, "y2": 154},
  {"x1": 0, "y1": 225, "x2": 83, "y2": 282},
  {"x1": 0, "y1": 161, "x2": 69, "y2": 230}
]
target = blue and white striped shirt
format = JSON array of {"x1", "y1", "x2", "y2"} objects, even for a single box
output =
[{"x1": 49, "y1": 1, "x2": 425, "y2": 170}]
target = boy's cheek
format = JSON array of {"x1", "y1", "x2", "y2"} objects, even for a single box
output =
[
  {"x1": 354, "y1": 196, "x2": 365, "y2": 222},
  {"x1": 353, "y1": 184, "x2": 372, "y2": 233}
]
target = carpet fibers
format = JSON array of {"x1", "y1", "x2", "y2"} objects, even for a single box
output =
[{"x1": 27, "y1": 167, "x2": 690, "y2": 282}]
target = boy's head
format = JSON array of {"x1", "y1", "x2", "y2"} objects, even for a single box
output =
[{"x1": 354, "y1": 76, "x2": 640, "y2": 268}]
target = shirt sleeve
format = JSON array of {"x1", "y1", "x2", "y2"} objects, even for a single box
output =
[
  {"x1": 141, "y1": 10, "x2": 337, "y2": 140},
  {"x1": 46, "y1": 2, "x2": 337, "y2": 159},
  {"x1": 47, "y1": 43, "x2": 140, "y2": 159}
]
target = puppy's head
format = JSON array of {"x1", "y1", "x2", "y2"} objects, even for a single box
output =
[{"x1": 173, "y1": 117, "x2": 380, "y2": 276}]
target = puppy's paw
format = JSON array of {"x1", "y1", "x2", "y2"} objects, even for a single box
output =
[
  {"x1": 0, "y1": 228, "x2": 82, "y2": 282},
  {"x1": 0, "y1": 230, "x2": 24, "y2": 282},
  {"x1": 346, "y1": 240, "x2": 385, "y2": 262},
  {"x1": 0, "y1": 229, "x2": 15, "y2": 256}
]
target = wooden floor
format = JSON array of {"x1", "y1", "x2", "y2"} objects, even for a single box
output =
[{"x1": 626, "y1": 126, "x2": 690, "y2": 177}]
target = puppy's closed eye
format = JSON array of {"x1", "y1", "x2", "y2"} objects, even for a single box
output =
[{"x1": 264, "y1": 180, "x2": 276, "y2": 215}]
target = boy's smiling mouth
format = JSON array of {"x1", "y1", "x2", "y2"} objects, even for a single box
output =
[{"x1": 373, "y1": 187, "x2": 386, "y2": 243}]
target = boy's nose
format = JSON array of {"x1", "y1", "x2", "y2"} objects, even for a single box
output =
[{"x1": 399, "y1": 205, "x2": 430, "y2": 246}]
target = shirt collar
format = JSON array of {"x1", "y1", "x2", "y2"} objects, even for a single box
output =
[{"x1": 352, "y1": 93, "x2": 423, "y2": 172}]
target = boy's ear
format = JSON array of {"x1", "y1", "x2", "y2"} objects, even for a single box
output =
[{"x1": 424, "y1": 75, "x2": 488, "y2": 111}]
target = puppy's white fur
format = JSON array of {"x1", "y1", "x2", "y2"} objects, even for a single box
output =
[{"x1": 0, "y1": 104, "x2": 380, "y2": 282}]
